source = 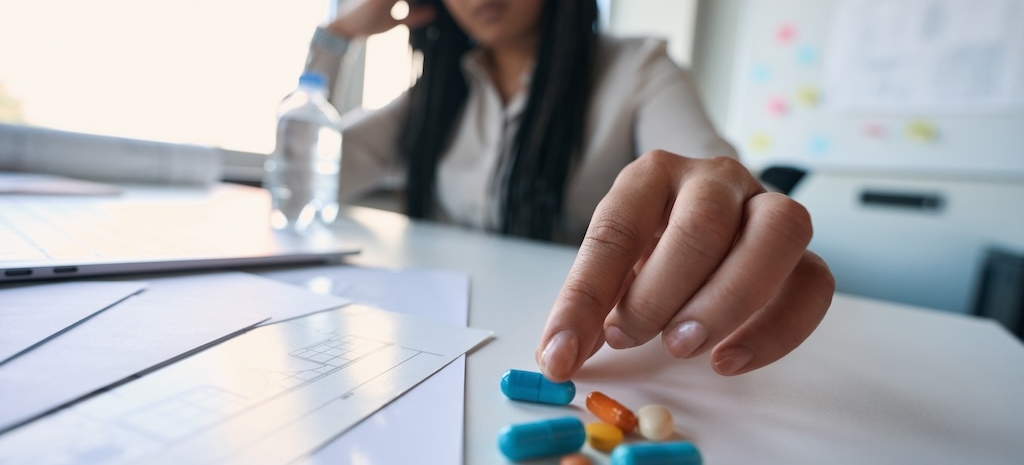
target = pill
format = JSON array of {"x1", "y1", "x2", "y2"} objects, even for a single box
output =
[
  {"x1": 497, "y1": 416, "x2": 586, "y2": 462},
  {"x1": 636, "y1": 404, "x2": 674, "y2": 441},
  {"x1": 585, "y1": 422, "x2": 623, "y2": 453},
  {"x1": 585, "y1": 391, "x2": 637, "y2": 433},
  {"x1": 501, "y1": 369, "x2": 576, "y2": 405},
  {"x1": 610, "y1": 441, "x2": 702, "y2": 465},
  {"x1": 560, "y1": 453, "x2": 593, "y2": 465}
]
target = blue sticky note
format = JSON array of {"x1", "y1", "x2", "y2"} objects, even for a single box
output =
[
  {"x1": 796, "y1": 44, "x2": 818, "y2": 65},
  {"x1": 750, "y1": 64, "x2": 771, "y2": 84},
  {"x1": 809, "y1": 135, "x2": 830, "y2": 155}
]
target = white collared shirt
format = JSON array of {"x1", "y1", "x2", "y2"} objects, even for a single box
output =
[{"x1": 309, "y1": 34, "x2": 737, "y2": 244}]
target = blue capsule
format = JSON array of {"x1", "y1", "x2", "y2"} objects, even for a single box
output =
[
  {"x1": 610, "y1": 441, "x2": 702, "y2": 465},
  {"x1": 500, "y1": 369, "x2": 576, "y2": 405},
  {"x1": 497, "y1": 416, "x2": 586, "y2": 462}
]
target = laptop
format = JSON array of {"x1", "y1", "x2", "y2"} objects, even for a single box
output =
[{"x1": 0, "y1": 181, "x2": 359, "y2": 282}]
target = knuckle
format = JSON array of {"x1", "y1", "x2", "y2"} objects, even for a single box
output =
[
  {"x1": 624, "y1": 150, "x2": 677, "y2": 185},
  {"x1": 583, "y1": 216, "x2": 642, "y2": 263},
  {"x1": 638, "y1": 149, "x2": 679, "y2": 165},
  {"x1": 705, "y1": 156, "x2": 760, "y2": 193},
  {"x1": 668, "y1": 196, "x2": 738, "y2": 259},
  {"x1": 559, "y1": 278, "x2": 609, "y2": 315},
  {"x1": 762, "y1": 194, "x2": 814, "y2": 246},
  {"x1": 802, "y1": 252, "x2": 837, "y2": 304},
  {"x1": 617, "y1": 293, "x2": 673, "y2": 333}
]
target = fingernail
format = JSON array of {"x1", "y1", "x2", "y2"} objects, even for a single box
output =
[
  {"x1": 604, "y1": 325, "x2": 637, "y2": 349},
  {"x1": 664, "y1": 321, "x2": 708, "y2": 358},
  {"x1": 540, "y1": 330, "x2": 579, "y2": 380},
  {"x1": 713, "y1": 347, "x2": 754, "y2": 375}
]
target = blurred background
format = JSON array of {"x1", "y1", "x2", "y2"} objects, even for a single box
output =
[{"x1": 1, "y1": 0, "x2": 1022, "y2": 332}]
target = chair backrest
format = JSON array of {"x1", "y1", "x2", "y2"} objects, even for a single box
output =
[{"x1": 972, "y1": 247, "x2": 1024, "y2": 339}]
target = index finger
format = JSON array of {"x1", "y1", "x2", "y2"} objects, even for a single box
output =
[{"x1": 535, "y1": 156, "x2": 674, "y2": 382}]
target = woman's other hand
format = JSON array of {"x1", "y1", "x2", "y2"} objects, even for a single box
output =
[{"x1": 326, "y1": 0, "x2": 437, "y2": 40}]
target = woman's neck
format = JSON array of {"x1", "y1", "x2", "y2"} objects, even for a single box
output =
[{"x1": 484, "y1": 38, "x2": 538, "y2": 105}]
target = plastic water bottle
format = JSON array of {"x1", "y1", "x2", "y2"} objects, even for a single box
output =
[{"x1": 264, "y1": 71, "x2": 343, "y2": 232}]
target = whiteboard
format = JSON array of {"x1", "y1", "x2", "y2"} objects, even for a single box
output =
[{"x1": 725, "y1": 0, "x2": 1024, "y2": 177}]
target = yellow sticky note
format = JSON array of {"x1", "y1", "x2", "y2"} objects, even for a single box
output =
[
  {"x1": 905, "y1": 119, "x2": 938, "y2": 143},
  {"x1": 749, "y1": 132, "x2": 772, "y2": 153},
  {"x1": 794, "y1": 85, "x2": 821, "y2": 107}
]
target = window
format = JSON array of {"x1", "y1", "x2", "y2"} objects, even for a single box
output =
[
  {"x1": 0, "y1": 0, "x2": 331, "y2": 156},
  {"x1": 0, "y1": 0, "x2": 636, "y2": 161},
  {"x1": 363, "y1": 26, "x2": 415, "y2": 111}
]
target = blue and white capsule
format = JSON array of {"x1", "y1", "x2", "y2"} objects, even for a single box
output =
[
  {"x1": 610, "y1": 441, "x2": 702, "y2": 465},
  {"x1": 500, "y1": 369, "x2": 576, "y2": 405},
  {"x1": 498, "y1": 416, "x2": 586, "y2": 462}
]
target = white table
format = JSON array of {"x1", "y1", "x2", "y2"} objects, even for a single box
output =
[{"x1": 332, "y1": 205, "x2": 1024, "y2": 464}]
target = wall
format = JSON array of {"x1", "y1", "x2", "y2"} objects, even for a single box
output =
[
  {"x1": 690, "y1": 0, "x2": 1024, "y2": 314},
  {"x1": 607, "y1": 0, "x2": 700, "y2": 66},
  {"x1": 691, "y1": 0, "x2": 744, "y2": 134}
]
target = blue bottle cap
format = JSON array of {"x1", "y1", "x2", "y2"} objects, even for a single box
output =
[{"x1": 298, "y1": 71, "x2": 327, "y2": 91}]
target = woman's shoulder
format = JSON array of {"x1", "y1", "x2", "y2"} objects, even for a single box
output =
[
  {"x1": 594, "y1": 35, "x2": 679, "y2": 74},
  {"x1": 591, "y1": 35, "x2": 692, "y2": 98}
]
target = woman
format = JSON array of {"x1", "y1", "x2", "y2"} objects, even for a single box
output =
[{"x1": 306, "y1": 0, "x2": 834, "y2": 382}]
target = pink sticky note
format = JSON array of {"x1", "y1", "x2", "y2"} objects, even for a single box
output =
[
  {"x1": 767, "y1": 96, "x2": 788, "y2": 116},
  {"x1": 776, "y1": 23, "x2": 797, "y2": 44},
  {"x1": 862, "y1": 123, "x2": 887, "y2": 139}
]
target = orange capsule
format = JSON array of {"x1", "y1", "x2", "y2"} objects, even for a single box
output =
[
  {"x1": 585, "y1": 391, "x2": 637, "y2": 433},
  {"x1": 560, "y1": 453, "x2": 593, "y2": 465}
]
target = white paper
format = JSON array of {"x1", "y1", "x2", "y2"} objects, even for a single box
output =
[
  {"x1": 0, "y1": 281, "x2": 145, "y2": 365},
  {"x1": 0, "y1": 272, "x2": 347, "y2": 432},
  {"x1": 257, "y1": 264, "x2": 468, "y2": 326},
  {"x1": 825, "y1": 0, "x2": 1024, "y2": 111},
  {"x1": 258, "y1": 265, "x2": 470, "y2": 465},
  {"x1": 0, "y1": 305, "x2": 491, "y2": 465}
]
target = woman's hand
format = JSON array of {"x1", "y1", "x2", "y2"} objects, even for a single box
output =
[
  {"x1": 536, "y1": 151, "x2": 835, "y2": 382},
  {"x1": 326, "y1": 0, "x2": 437, "y2": 40}
]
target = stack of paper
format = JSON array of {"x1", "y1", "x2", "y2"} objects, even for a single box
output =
[
  {"x1": 0, "y1": 272, "x2": 351, "y2": 433},
  {"x1": 0, "y1": 265, "x2": 486, "y2": 464}
]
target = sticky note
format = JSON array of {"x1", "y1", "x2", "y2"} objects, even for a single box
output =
[
  {"x1": 796, "y1": 44, "x2": 818, "y2": 65},
  {"x1": 809, "y1": 135, "x2": 830, "y2": 155},
  {"x1": 749, "y1": 132, "x2": 772, "y2": 153},
  {"x1": 862, "y1": 123, "x2": 887, "y2": 139},
  {"x1": 750, "y1": 64, "x2": 772, "y2": 84},
  {"x1": 766, "y1": 96, "x2": 789, "y2": 116},
  {"x1": 775, "y1": 23, "x2": 797, "y2": 44},
  {"x1": 794, "y1": 85, "x2": 821, "y2": 107},
  {"x1": 905, "y1": 119, "x2": 938, "y2": 143}
]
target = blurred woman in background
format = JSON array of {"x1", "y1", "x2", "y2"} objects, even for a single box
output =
[{"x1": 304, "y1": 0, "x2": 834, "y2": 383}]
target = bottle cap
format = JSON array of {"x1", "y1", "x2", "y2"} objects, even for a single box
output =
[{"x1": 298, "y1": 72, "x2": 327, "y2": 91}]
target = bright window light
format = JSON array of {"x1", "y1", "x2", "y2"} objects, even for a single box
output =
[
  {"x1": 0, "y1": 1, "x2": 330, "y2": 155},
  {"x1": 362, "y1": 26, "x2": 415, "y2": 111}
]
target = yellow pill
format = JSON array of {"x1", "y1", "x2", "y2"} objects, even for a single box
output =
[
  {"x1": 560, "y1": 453, "x2": 593, "y2": 465},
  {"x1": 585, "y1": 422, "x2": 624, "y2": 453},
  {"x1": 637, "y1": 404, "x2": 675, "y2": 441}
]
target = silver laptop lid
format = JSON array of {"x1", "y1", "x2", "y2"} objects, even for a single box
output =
[{"x1": 0, "y1": 183, "x2": 358, "y2": 282}]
